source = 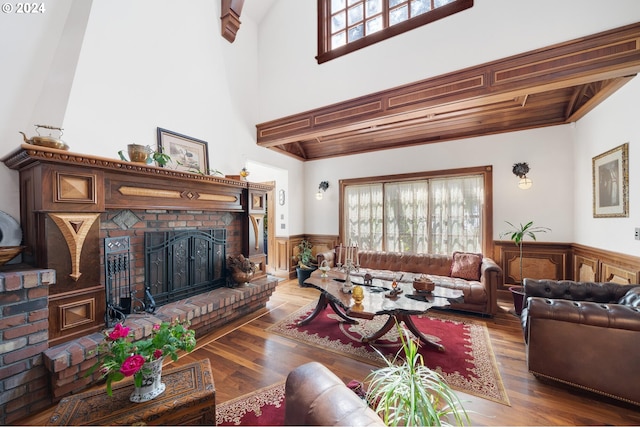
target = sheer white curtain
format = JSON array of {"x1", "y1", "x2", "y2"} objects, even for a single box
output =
[
  {"x1": 429, "y1": 176, "x2": 483, "y2": 254},
  {"x1": 343, "y1": 175, "x2": 483, "y2": 254},
  {"x1": 344, "y1": 184, "x2": 383, "y2": 250},
  {"x1": 384, "y1": 181, "x2": 429, "y2": 253}
]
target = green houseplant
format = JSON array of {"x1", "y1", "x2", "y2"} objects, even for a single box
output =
[
  {"x1": 294, "y1": 239, "x2": 316, "y2": 286},
  {"x1": 500, "y1": 221, "x2": 550, "y2": 315},
  {"x1": 365, "y1": 325, "x2": 469, "y2": 426}
]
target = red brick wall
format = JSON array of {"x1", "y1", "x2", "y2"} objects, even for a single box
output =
[{"x1": 0, "y1": 269, "x2": 55, "y2": 425}]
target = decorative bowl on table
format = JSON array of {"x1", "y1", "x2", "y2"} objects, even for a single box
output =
[
  {"x1": 0, "y1": 246, "x2": 25, "y2": 266},
  {"x1": 413, "y1": 275, "x2": 435, "y2": 293}
]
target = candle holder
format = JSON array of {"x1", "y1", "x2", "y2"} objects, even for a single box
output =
[{"x1": 337, "y1": 258, "x2": 360, "y2": 293}]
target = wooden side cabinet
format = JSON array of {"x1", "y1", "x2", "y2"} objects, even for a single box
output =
[{"x1": 48, "y1": 359, "x2": 215, "y2": 426}]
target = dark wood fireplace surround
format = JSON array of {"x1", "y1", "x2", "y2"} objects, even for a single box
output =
[{"x1": 0, "y1": 144, "x2": 277, "y2": 424}]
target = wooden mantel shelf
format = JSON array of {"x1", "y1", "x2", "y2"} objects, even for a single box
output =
[{"x1": 1, "y1": 143, "x2": 272, "y2": 213}]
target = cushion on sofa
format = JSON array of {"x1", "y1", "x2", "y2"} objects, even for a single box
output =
[
  {"x1": 450, "y1": 251, "x2": 482, "y2": 281},
  {"x1": 618, "y1": 286, "x2": 640, "y2": 307}
]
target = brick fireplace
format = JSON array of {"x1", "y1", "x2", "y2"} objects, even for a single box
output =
[{"x1": 0, "y1": 144, "x2": 276, "y2": 424}]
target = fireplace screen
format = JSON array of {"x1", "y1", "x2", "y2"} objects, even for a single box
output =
[{"x1": 144, "y1": 228, "x2": 227, "y2": 307}]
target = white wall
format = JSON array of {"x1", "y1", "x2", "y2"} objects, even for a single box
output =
[
  {"x1": 0, "y1": 0, "x2": 305, "y2": 234},
  {"x1": 574, "y1": 78, "x2": 640, "y2": 255},
  {"x1": 304, "y1": 125, "x2": 575, "y2": 242},
  {"x1": 2, "y1": 0, "x2": 640, "y2": 249},
  {"x1": 258, "y1": 0, "x2": 640, "y2": 249},
  {"x1": 258, "y1": 0, "x2": 640, "y2": 122},
  {"x1": 0, "y1": 0, "x2": 76, "y2": 220}
]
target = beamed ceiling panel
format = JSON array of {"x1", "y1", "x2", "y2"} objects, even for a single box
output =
[{"x1": 256, "y1": 23, "x2": 640, "y2": 161}]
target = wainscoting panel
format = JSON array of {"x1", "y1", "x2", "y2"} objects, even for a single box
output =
[
  {"x1": 495, "y1": 242, "x2": 572, "y2": 290},
  {"x1": 574, "y1": 255, "x2": 599, "y2": 282},
  {"x1": 573, "y1": 243, "x2": 640, "y2": 285}
]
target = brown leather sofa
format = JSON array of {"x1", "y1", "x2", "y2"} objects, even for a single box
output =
[
  {"x1": 317, "y1": 249, "x2": 503, "y2": 316},
  {"x1": 284, "y1": 361, "x2": 384, "y2": 426},
  {"x1": 521, "y1": 279, "x2": 640, "y2": 406}
]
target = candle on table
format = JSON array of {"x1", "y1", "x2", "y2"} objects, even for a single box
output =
[{"x1": 338, "y1": 244, "x2": 342, "y2": 265}]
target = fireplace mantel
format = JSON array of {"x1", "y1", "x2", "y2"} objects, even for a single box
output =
[
  {"x1": 1, "y1": 143, "x2": 272, "y2": 346},
  {"x1": 2, "y1": 143, "x2": 272, "y2": 213}
]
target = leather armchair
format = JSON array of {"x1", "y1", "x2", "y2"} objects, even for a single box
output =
[
  {"x1": 521, "y1": 279, "x2": 640, "y2": 406},
  {"x1": 284, "y1": 361, "x2": 384, "y2": 426}
]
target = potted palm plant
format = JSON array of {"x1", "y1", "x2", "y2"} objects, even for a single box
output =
[
  {"x1": 365, "y1": 325, "x2": 469, "y2": 426},
  {"x1": 293, "y1": 239, "x2": 316, "y2": 286},
  {"x1": 500, "y1": 221, "x2": 550, "y2": 315}
]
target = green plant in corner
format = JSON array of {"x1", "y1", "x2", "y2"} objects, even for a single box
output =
[
  {"x1": 500, "y1": 221, "x2": 550, "y2": 284},
  {"x1": 365, "y1": 324, "x2": 470, "y2": 426},
  {"x1": 294, "y1": 239, "x2": 315, "y2": 269}
]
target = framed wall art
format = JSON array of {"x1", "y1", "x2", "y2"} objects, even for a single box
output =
[
  {"x1": 592, "y1": 142, "x2": 628, "y2": 218},
  {"x1": 157, "y1": 127, "x2": 209, "y2": 174}
]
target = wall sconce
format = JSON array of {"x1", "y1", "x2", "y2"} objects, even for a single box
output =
[
  {"x1": 316, "y1": 181, "x2": 329, "y2": 200},
  {"x1": 512, "y1": 162, "x2": 532, "y2": 190}
]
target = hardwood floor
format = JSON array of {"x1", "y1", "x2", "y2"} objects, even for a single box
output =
[{"x1": 19, "y1": 279, "x2": 640, "y2": 426}]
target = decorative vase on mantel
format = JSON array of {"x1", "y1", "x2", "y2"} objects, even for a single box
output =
[{"x1": 129, "y1": 357, "x2": 165, "y2": 403}]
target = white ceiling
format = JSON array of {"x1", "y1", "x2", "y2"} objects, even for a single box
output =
[{"x1": 242, "y1": 0, "x2": 276, "y2": 24}]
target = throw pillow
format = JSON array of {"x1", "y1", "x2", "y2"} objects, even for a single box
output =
[
  {"x1": 450, "y1": 251, "x2": 483, "y2": 281},
  {"x1": 618, "y1": 286, "x2": 640, "y2": 307}
]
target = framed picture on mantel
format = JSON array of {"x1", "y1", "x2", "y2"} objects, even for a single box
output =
[
  {"x1": 157, "y1": 127, "x2": 209, "y2": 174},
  {"x1": 592, "y1": 142, "x2": 628, "y2": 218}
]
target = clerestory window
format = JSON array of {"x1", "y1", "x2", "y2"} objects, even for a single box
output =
[
  {"x1": 317, "y1": 0, "x2": 473, "y2": 64},
  {"x1": 339, "y1": 166, "x2": 492, "y2": 255}
]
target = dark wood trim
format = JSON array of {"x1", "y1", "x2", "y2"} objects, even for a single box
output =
[
  {"x1": 259, "y1": 23, "x2": 640, "y2": 161},
  {"x1": 316, "y1": 0, "x2": 474, "y2": 64},
  {"x1": 221, "y1": 0, "x2": 244, "y2": 43}
]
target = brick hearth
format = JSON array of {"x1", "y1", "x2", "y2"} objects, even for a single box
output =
[{"x1": 0, "y1": 267, "x2": 276, "y2": 424}]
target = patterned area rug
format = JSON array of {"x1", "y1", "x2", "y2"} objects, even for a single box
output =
[
  {"x1": 267, "y1": 302, "x2": 510, "y2": 406},
  {"x1": 216, "y1": 382, "x2": 285, "y2": 426}
]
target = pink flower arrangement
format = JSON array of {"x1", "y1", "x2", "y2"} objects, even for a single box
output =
[{"x1": 87, "y1": 320, "x2": 196, "y2": 396}]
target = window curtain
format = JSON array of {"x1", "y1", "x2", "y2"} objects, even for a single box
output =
[
  {"x1": 344, "y1": 184, "x2": 383, "y2": 250},
  {"x1": 384, "y1": 181, "x2": 429, "y2": 253},
  {"x1": 343, "y1": 175, "x2": 483, "y2": 254},
  {"x1": 429, "y1": 176, "x2": 483, "y2": 254}
]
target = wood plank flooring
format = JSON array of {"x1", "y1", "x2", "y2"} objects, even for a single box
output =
[{"x1": 19, "y1": 279, "x2": 640, "y2": 426}]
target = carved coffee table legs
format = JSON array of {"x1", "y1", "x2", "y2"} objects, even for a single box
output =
[
  {"x1": 297, "y1": 292, "x2": 358, "y2": 326},
  {"x1": 360, "y1": 313, "x2": 445, "y2": 352}
]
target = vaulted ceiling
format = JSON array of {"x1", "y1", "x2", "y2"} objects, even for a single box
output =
[{"x1": 256, "y1": 23, "x2": 640, "y2": 161}]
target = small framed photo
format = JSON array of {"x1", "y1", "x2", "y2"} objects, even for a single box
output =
[
  {"x1": 157, "y1": 127, "x2": 209, "y2": 173},
  {"x1": 592, "y1": 142, "x2": 629, "y2": 218}
]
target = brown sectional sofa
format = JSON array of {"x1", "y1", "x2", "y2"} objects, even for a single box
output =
[{"x1": 317, "y1": 249, "x2": 503, "y2": 316}]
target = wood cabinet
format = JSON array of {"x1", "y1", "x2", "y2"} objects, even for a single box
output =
[{"x1": 48, "y1": 359, "x2": 215, "y2": 426}]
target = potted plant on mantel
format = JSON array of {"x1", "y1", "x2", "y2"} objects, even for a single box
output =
[
  {"x1": 500, "y1": 221, "x2": 551, "y2": 316},
  {"x1": 294, "y1": 239, "x2": 317, "y2": 286}
]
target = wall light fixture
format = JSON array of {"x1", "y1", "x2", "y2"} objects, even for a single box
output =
[
  {"x1": 316, "y1": 181, "x2": 329, "y2": 200},
  {"x1": 512, "y1": 162, "x2": 532, "y2": 190}
]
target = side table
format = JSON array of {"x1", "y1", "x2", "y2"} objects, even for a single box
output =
[{"x1": 48, "y1": 359, "x2": 215, "y2": 426}]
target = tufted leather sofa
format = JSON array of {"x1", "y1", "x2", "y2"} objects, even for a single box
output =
[
  {"x1": 284, "y1": 361, "x2": 384, "y2": 426},
  {"x1": 317, "y1": 249, "x2": 503, "y2": 316},
  {"x1": 521, "y1": 279, "x2": 640, "y2": 406}
]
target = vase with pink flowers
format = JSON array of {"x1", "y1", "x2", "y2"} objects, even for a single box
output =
[{"x1": 87, "y1": 320, "x2": 196, "y2": 402}]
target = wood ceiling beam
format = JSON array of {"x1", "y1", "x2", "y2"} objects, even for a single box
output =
[
  {"x1": 221, "y1": 0, "x2": 244, "y2": 43},
  {"x1": 256, "y1": 23, "x2": 640, "y2": 160}
]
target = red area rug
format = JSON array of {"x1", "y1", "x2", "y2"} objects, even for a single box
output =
[
  {"x1": 267, "y1": 302, "x2": 510, "y2": 406},
  {"x1": 216, "y1": 382, "x2": 285, "y2": 426}
]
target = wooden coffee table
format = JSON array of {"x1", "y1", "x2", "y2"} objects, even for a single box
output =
[{"x1": 300, "y1": 269, "x2": 464, "y2": 352}]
